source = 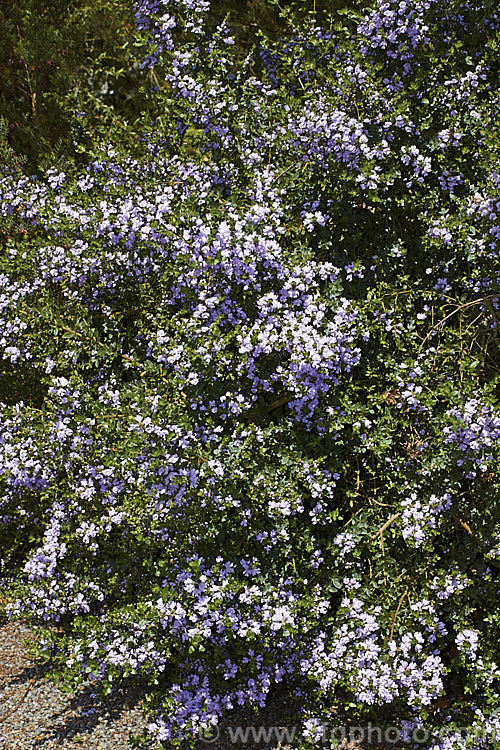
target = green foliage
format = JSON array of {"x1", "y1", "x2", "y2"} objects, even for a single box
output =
[{"x1": 0, "y1": 0, "x2": 145, "y2": 171}]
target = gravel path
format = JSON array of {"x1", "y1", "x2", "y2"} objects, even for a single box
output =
[{"x1": 0, "y1": 620, "x2": 159, "y2": 749}]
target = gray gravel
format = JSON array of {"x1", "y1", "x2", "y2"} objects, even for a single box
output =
[{"x1": 0, "y1": 620, "x2": 158, "y2": 749}]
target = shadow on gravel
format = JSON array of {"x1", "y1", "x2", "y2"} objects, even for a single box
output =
[
  {"x1": 23, "y1": 679, "x2": 156, "y2": 747},
  {"x1": 0, "y1": 621, "x2": 158, "y2": 748}
]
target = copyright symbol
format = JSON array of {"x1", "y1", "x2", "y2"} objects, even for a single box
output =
[{"x1": 199, "y1": 724, "x2": 220, "y2": 743}]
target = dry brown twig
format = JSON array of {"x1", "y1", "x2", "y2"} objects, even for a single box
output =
[
  {"x1": 0, "y1": 676, "x2": 36, "y2": 722},
  {"x1": 374, "y1": 513, "x2": 402, "y2": 556},
  {"x1": 389, "y1": 588, "x2": 409, "y2": 642},
  {"x1": 418, "y1": 294, "x2": 499, "y2": 352}
]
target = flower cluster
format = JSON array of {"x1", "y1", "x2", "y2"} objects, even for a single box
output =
[{"x1": 444, "y1": 397, "x2": 500, "y2": 475}]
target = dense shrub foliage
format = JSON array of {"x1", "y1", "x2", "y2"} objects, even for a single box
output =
[
  {"x1": 1, "y1": 0, "x2": 499, "y2": 747},
  {"x1": 0, "y1": 0, "x2": 144, "y2": 171}
]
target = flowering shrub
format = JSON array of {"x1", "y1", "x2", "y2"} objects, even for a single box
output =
[{"x1": 1, "y1": 0, "x2": 500, "y2": 748}]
